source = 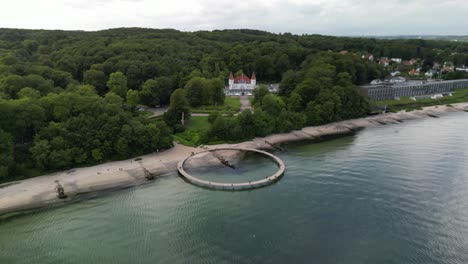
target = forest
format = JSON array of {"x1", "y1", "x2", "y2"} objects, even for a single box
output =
[{"x1": 2, "y1": 27, "x2": 468, "y2": 180}]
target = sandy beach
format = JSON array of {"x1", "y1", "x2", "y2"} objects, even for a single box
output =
[{"x1": 1, "y1": 102, "x2": 468, "y2": 216}]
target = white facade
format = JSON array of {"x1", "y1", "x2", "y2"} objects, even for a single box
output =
[{"x1": 226, "y1": 72, "x2": 257, "y2": 95}]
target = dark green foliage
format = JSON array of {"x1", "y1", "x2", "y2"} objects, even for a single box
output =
[
  {"x1": 83, "y1": 69, "x2": 107, "y2": 94},
  {"x1": 442, "y1": 71, "x2": 468, "y2": 80},
  {"x1": 26, "y1": 86, "x2": 172, "y2": 171},
  {"x1": 252, "y1": 84, "x2": 269, "y2": 106},
  {"x1": 126, "y1": 89, "x2": 139, "y2": 111},
  {"x1": 203, "y1": 52, "x2": 370, "y2": 143},
  {"x1": 163, "y1": 88, "x2": 191, "y2": 128},
  {"x1": 0, "y1": 129, "x2": 14, "y2": 178},
  {"x1": 184, "y1": 77, "x2": 225, "y2": 107},
  {"x1": 2, "y1": 27, "x2": 468, "y2": 178},
  {"x1": 0, "y1": 84, "x2": 172, "y2": 179},
  {"x1": 261, "y1": 94, "x2": 285, "y2": 116},
  {"x1": 279, "y1": 70, "x2": 301, "y2": 96},
  {"x1": 139, "y1": 77, "x2": 174, "y2": 107},
  {"x1": 0, "y1": 74, "x2": 56, "y2": 98},
  {"x1": 107, "y1": 72, "x2": 128, "y2": 98},
  {"x1": 208, "y1": 111, "x2": 221, "y2": 124}
]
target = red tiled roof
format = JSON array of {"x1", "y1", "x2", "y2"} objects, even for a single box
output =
[
  {"x1": 409, "y1": 69, "x2": 418, "y2": 75},
  {"x1": 234, "y1": 75, "x2": 251, "y2": 84},
  {"x1": 229, "y1": 72, "x2": 234, "y2": 80}
]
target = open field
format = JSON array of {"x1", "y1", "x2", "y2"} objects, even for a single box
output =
[
  {"x1": 173, "y1": 115, "x2": 245, "y2": 146},
  {"x1": 190, "y1": 96, "x2": 241, "y2": 114},
  {"x1": 173, "y1": 116, "x2": 210, "y2": 146}
]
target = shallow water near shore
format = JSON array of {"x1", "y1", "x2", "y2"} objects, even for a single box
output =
[
  {"x1": 185, "y1": 152, "x2": 280, "y2": 184},
  {"x1": 1, "y1": 112, "x2": 468, "y2": 264}
]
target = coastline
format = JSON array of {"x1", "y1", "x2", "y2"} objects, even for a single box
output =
[{"x1": 1, "y1": 102, "x2": 468, "y2": 217}]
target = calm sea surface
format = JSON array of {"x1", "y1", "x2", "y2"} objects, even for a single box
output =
[{"x1": 1, "y1": 113, "x2": 468, "y2": 264}]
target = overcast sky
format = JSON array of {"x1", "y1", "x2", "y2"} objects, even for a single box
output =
[{"x1": 2, "y1": 0, "x2": 467, "y2": 36}]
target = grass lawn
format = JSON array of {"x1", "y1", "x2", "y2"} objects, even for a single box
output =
[
  {"x1": 173, "y1": 116, "x2": 210, "y2": 147},
  {"x1": 173, "y1": 115, "x2": 246, "y2": 146},
  {"x1": 372, "y1": 87, "x2": 468, "y2": 112},
  {"x1": 191, "y1": 96, "x2": 240, "y2": 114}
]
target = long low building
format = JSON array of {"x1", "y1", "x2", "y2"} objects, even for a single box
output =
[{"x1": 360, "y1": 79, "x2": 468, "y2": 100}]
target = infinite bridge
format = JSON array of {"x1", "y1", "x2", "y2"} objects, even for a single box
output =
[{"x1": 177, "y1": 147, "x2": 285, "y2": 191}]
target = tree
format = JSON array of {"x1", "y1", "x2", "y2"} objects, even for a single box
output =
[
  {"x1": 83, "y1": 69, "x2": 107, "y2": 94},
  {"x1": 236, "y1": 110, "x2": 256, "y2": 139},
  {"x1": 288, "y1": 92, "x2": 303, "y2": 112},
  {"x1": 185, "y1": 77, "x2": 208, "y2": 107},
  {"x1": 164, "y1": 88, "x2": 191, "y2": 127},
  {"x1": 126, "y1": 89, "x2": 139, "y2": 111},
  {"x1": 279, "y1": 70, "x2": 300, "y2": 96},
  {"x1": 261, "y1": 94, "x2": 285, "y2": 116},
  {"x1": 30, "y1": 139, "x2": 51, "y2": 170},
  {"x1": 0, "y1": 129, "x2": 13, "y2": 178},
  {"x1": 140, "y1": 79, "x2": 159, "y2": 106},
  {"x1": 17, "y1": 87, "x2": 41, "y2": 99},
  {"x1": 209, "y1": 78, "x2": 225, "y2": 105},
  {"x1": 208, "y1": 111, "x2": 221, "y2": 124},
  {"x1": 207, "y1": 115, "x2": 235, "y2": 141},
  {"x1": 0, "y1": 74, "x2": 54, "y2": 98},
  {"x1": 305, "y1": 90, "x2": 341, "y2": 125},
  {"x1": 139, "y1": 77, "x2": 174, "y2": 107},
  {"x1": 155, "y1": 77, "x2": 175, "y2": 106},
  {"x1": 276, "y1": 109, "x2": 306, "y2": 133},
  {"x1": 107, "y1": 72, "x2": 128, "y2": 98},
  {"x1": 251, "y1": 110, "x2": 275, "y2": 137},
  {"x1": 253, "y1": 84, "x2": 269, "y2": 106}
]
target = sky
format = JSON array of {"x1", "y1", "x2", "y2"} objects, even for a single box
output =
[{"x1": 1, "y1": 0, "x2": 468, "y2": 36}]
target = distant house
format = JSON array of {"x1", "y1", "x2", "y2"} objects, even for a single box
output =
[
  {"x1": 340, "y1": 50, "x2": 348, "y2": 55},
  {"x1": 425, "y1": 70, "x2": 434, "y2": 79},
  {"x1": 391, "y1": 58, "x2": 402, "y2": 63},
  {"x1": 390, "y1": 70, "x2": 401, "y2": 77},
  {"x1": 370, "y1": 79, "x2": 384, "y2": 85},
  {"x1": 379, "y1": 57, "x2": 390, "y2": 67},
  {"x1": 455, "y1": 66, "x2": 468, "y2": 72},
  {"x1": 226, "y1": 72, "x2": 257, "y2": 95},
  {"x1": 389, "y1": 77, "x2": 406, "y2": 83},
  {"x1": 442, "y1": 65, "x2": 454, "y2": 72},
  {"x1": 409, "y1": 69, "x2": 419, "y2": 76},
  {"x1": 362, "y1": 53, "x2": 375, "y2": 61},
  {"x1": 432, "y1": 62, "x2": 441, "y2": 70},
  {"x1": 403, "y1": 58, "x2": 418, "y2": 66}
]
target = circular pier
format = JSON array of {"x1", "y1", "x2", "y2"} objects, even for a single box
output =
[{"x1": 177, "y1": 147, "x2": 286, "y2": 191}]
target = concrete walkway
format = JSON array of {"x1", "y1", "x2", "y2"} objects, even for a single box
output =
[
  {"x1": 239, "y1": 95, "x2": 253, "y2": 112},
  {"x1": 178, "y1": 147, "x2": 285, "y2": 191},
  {"x1": 146, "y1": 96, "x2": 253, "y2": 118}
]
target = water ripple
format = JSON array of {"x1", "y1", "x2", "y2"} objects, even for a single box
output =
[{"x1": 2, "y1": 113, "x2": 468, "y2": 263}]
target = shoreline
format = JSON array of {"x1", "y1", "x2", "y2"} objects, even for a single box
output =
[{"x1": 1, "y1": 102, "x2": 468, "y2": 217}]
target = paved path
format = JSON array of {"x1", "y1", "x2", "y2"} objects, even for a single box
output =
[
  {"x1": 239, "y1": 95, "x2": 253, "y2": 112},
  {"x1": 146, "y1": 96, "x2": 253, "y2": 118},
  {"x1": 143, "y1": 107, "x2": 168, "y2": 118}
]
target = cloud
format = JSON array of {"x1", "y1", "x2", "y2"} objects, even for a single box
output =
[{"x1": 1, "y1": 0, "x2": 467, "y2": 35}]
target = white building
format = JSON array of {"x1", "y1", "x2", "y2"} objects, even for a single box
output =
[
  {"x1": 226, "y1": 72, "x2": 257, "y2": 95},
  {"x1": 390, "y1": 70, "x2": 401, "y2": 77},
  {"x1": 425, "y1": 70, "x2": 434, "y2": 79},
  {"x1": 456, "y1": 66, "x2": 468, "y2": 72},
  {"x1": 389, "y1": 77, "x2": 406, "y2": 83}
]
